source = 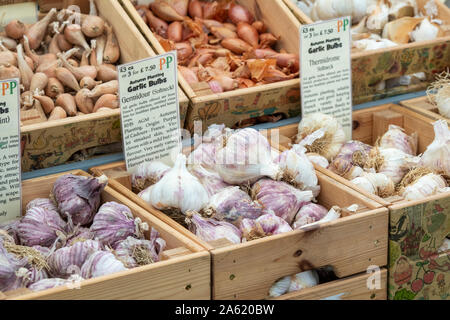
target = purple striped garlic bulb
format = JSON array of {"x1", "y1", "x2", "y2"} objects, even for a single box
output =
[
  {"x1": 66, "y1": 227, "x2": 94, "y2": 246},
  {"x1": 240, "y1": 211, "x2": 293, "y2": 241},
  {"x1": 132, "y1": 161, "x2": 170, "y2": 192},
  {"x1": 90, "y1": 202, "x2": 148, "y2": 247},
  {"x1": 276, "y1": 147, "x2": 320, "y2": 196},
  {"x1": 49, "y1": 240, "x2": 103, "y2": 277},
  {"x1": 188, "y1": 124, "x2": 228, "y2": 169},
  {"x1": 0, "y1": 219, "x2": 20, "y2": 244},
  {"x1": 53, "y1": 174, "x2": 108, "y2": 226},
  {"x1": 215, "y1": 128, "x2": 282, "y2": 185},
  {"x1": 292, "y1": 203, "x2": 328, "y2": 229},
  {"x1": 114, "y1": 229, "x2": 166, "y2": 268},
  {"x1": 18, "y1": 206, "x2": 67, "y2": 247},
  {"x1": 81, "y1": 251, "x2": 127, "y2": 279},
  {"x1": 306, "y1": 153, "x2": 329, "y2": 168},
  {"x1": 29, "y1": 275, "x2": 84, "y2": 292},
  {"x1": 367, "y1": 147, "x2": 417, "y2": 184},
  {"x1": 251, "y1": 179, "x2": 314, "y2": 225},
  {"x1": 203, "y1": 186, "x2": 263, "y2": 225},
  {"x1": 17, "y1": 266, "x2": 49, "y2": 288},
  {"x1": 0, "y1": 240, "x2": 28, "y2": 291},
  {"x1": 189, "y1": 165, "x2": 230, "y2": 196},
  {"x1": 186, "y1": 213, "x2": 242, "y2": 244},
  {"x1": 380, "y1": 125, "x2": 417, "y2": 155},
  {"x1": 26, "y1": 198, "x2": 58, "y2": 212},
  {"x1": 328, "y1": 140, "x2": 372, "y2": 180}
]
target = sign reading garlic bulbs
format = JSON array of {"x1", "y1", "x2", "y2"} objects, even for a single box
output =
[
  {"x1": 0, "y1": 78, "x2": 21, "y2": 223},
  {"x1": 300, "y1": 17, "x2": 353, "y2": 140},
  {"x1": 118, "y1": 52, "x2": 181, "y2": 172}
]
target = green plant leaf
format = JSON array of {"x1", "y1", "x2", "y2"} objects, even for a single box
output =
[
  {"x1": 422, "y1": 234, "x2": 431, "y2": 242},
  {"x1": 393, "y1": 288, "x2": 417, "y2": 300}
]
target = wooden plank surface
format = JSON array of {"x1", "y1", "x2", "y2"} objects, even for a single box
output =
[
  {"x1": 272, "y1": 269, "x2": 388, "y2": 300},
  {"x1": 401, "y1": 96, "x2": 450, "y2": 125}
]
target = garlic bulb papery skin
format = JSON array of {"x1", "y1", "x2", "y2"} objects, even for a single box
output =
[
  {"x1": 189, "y1": 165, "x2": 230, "y2": 197},
  {"x1": 131, "y1": 161, "x2": 170, "y2": 193},
  {"x1": 149, "y1": 154, "x2": 210, "y2": 214},
  {"x1": 80, "y1": 251, "x2": 127, "y2": 279},
  {"x1": 91, "y1": 202, "x2": 148, "y2": 247},
  {"x1": 380, "y1": 125, "x2": 417, "y2": 155},
  {"x1": 0, "y1": 240, "x2": 28, "y2": 291},
  {"x1": 268, "y1": 276, "x2": 291, "y2": 298},
  {"x1": 17, "y1": 266, "x2": 49, "y2": 288},
  {"x1": 351, "y1": 172, "x2": 395, "y2": 197},
  {"x1": 26, "y1": 198, "x2": 58, "y2": 212},
  {"x1": 114, "y1": 229, "x2": 166, "y2": 268},
  {"x1": 369, "y1": 147, "x2": 416, "y2": 184},
  {"x1": 401, "y1": 173, "x2": 447, "y2": 201},
  {"x1": 328, "y1": 141, "x2": 372, "y2": 180},
  {"x1": 66, "y1": 227, "x2": 94, "y2": 246},
  {"x1": 215, "y1": 128, "x2": 282, "y2": 185},
  {"x1": 410, "y1": 18, "x2": 442, "y2": 42},
  {"x1": 366, "y1": 1, "x2": 390, "y2": 32},
  {"x1": 187, "y1": 213, "x2": 242, "y2": 244},
  {"x1": 295, "y1": 113, "x2": 346, "y2": 161},
  {"x1": 306, "y1": 153, "x2": 329, "y2": 168},
  {"x1": 138, "y1": 185, "x2": 153, "y2": 204},
  {"x1": 288, "y1": 270, "x2": 320, "y2": 293},
  {"x1": 435, "y1": 86, "x2": 450, "y2": 118},
  {"x1": 255, "y1": 211, "x2": 293, "y2": 236},
  {"x1": 297, "y1": 206, "x2": 342, "y2": 231},
  {"x1": 188, "y1": 142, "x2": 219, "y2": 170},
  {"x1": 203, "y1": 186, "x2": 263, "y2": 225},
  {"x1": 18, "y1": 206, "x2": 67, "y2": 247},
  {"x1": 49, "y1": 240, "x2": 102, "y2": 277},
  {"x1": 0, "y1": 219, "x2": 20, "y2": 244},
  {"x1": 420, "y1": 120, "x2": 450, "y2": 176},
  {"x1": 29, "y1": 275, "x2": 84, "y2": 292},
  {"x1": 53, "y1": 174, "x2": 108, "y2": 226},
  {"x1": 353, "y1": 38, "x2": 398, "y2": 51},
  {"x1": 276, "y1": 148, "x2": 320, "y2": 197},
  {"x1": 292, "y1": 203, "x2": 329, "y2": 229},
  {"x1": 252, "y1": 179, "x2": 314, "y2": 225}
]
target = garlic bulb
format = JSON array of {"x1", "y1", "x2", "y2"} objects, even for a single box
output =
[
  {"x1": 410, "y1": 18, "x2": 443, "y2": 42},
  {"x1": 52, "y1": 174, "x2": 108, "y2": 226},
  {"x1": 296, "y1": 206, "x2": 342, "y2": 231},
  {"x1": 308, "y1": 0, "x2": 371, "y2": 24},
  {"x1": 138, "y1": 185, "x2": 153, "y2": 204},
  {"x1": 66, "y1": 227, "x2": 94, "y2": 246},
  {"x1": 306, "y1": 153, "x2": 329, "y2": 168},
  {"x1": 366, "y1": 0, "x2": 390, "y2": 32},
  {"x1": 427, "y1": 70, "x2": 450, "y2": 118},
  {"x1": 203, "y1": 186, "x2": 263, "y2": 225},
  {"x1": 149, "y1": 154, "x2": 209, "y2": 214},
  {"x1": 295, "y1": 113, "x2": 346, "y2": 161},
  {"x1": 367, "y1": 147, "x2": 417, "y2": 184},
  {"x1": 189, "y1": 165, "x2": 230, "y2": 196},
  {"x1": 91, "y1": 202, "x2": 148, "y2": 247},
  {"x1": 188, "y1": 142, "x2": 219, "y2": 170},
  {"x1": 328, "y1": 140, "x2": 372, "y2": 180},
  {"x1": 292, "y1": 203, "x2": 329, "y2": 229},
  {"x1": 379, "y1": 125, "x2": 417, "y2": 155},
  {"x1": 18, "y1": 266, "x2": 49, "y2": 288},
  {"x1": 215, "y1": 128, "x2": 281, "y2": 185},
  {"x1": 0, "y1": 219, "x2": 20, "y2": 244},
  {"x1": 0, "y1": 240, "x2": 27, "y2": 291},
  {"x1": 80, "y1": 251, "x2": 127, "y2": 279},
  {"x1": 18, "y1": 206, "x2": 67, "y2": 247},
  {"x1": 254, "y1": 211, "x2": 293, "y2": 236},
  {"x1": 351, "y1": 172, "x2": 395, "y2": 197},
  {"x1": 420, "y1": 120, "x2": 450, "y2": 176},
  {"x1": 268, "y1": 275, "x2": 291, "y2": 298},
  {"x1": 26, "y1": 198, "x2": 58, "y2": 212},
  {"x1": 399, "y1": 170, "x2": 447, "y2": 201},
  {"x1": 29, "y1": 274, "x2": 84, "y2": 292},
  {"x1": 49, "y1": 240, "x2": 102, "y2": 277},
  {"x1": 353, "y1": 37, "x2": 398, "y2": 51},
  {"x1": 186, "y1": 212, "x2": 242, "y2": 244},
  {"x1": 131, "y1": 161, "x2": 170, "y2": 193},
  {"x1": 268, "y1": 270, "x2": 319, "y2": 298},
  {"x1": 276, "y1": 147, "x2": 320, "y2": 196},
  {"x1": 114, "y1": 229, "x2": 166, "y2": 268},
  {"x1": 252, "y1": 179, "x2": 313, "y2": 225}
]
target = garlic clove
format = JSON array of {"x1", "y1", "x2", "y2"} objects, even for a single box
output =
[{"x1": 410, "y1": 17, "x2": 444, "y2": 42}]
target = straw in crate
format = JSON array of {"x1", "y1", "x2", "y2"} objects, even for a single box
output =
[
  {"x1": 0, "y1": 170, "x2": 210, "y2": 300},
  {"x1": 90, "y1": 124, "x2": 388, "y2": 300}
]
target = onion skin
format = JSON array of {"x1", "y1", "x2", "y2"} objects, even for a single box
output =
[
  {"x1": 0, "y1": 51, "x2": 17, "y2": 67},
  {"x1": 75, "y1": 89, "x2": 94, "y2": 114},
  {"x1": 146, "y1": 10, "x2": 169, "y2": 38},
  {"x1": 96, "y1": 64, "x2": 118, "y2": 82},
  {"x1": 56, "y1": 34, "x2": 73, "y2": 51},
  {"x1": 179, "y1": 66, "x2": 199, "y2": 84},
  {"x1": 64, "y1": 24, "x2": 90, "y2": 52},
  {"x1": 150, "y1": 1, "x2": 185, "y2": 22},
  {"x1": 80, "y1": 76, "x2": 101, "y2": 90},
  {"x1": 168, "y1": 21, "x2": 183, "y2": 42},
  {"x1": 5, "y1": 20, "x2": 26, "y2": 40},
  {"x1": 81, "y1": 15, "x2": 105, "y2": 38},
  {"x1": 210, "y1": 26, "x2": 237, "y2": 40},
  {"x1": 56, "y1": 67, "x2": 81, "y2": 92},
  {"x1": 221, "y1": 38, "x2": 252, "y2": 54},
  {"x1": 48, "y1": 106, "x2": 67, "y2": 121},
  {"x1": 33, "y1": 95, "x2": 54, "y2": 114},
  {"x1": 174, "y1": 42, "x2": 193, "y2": 61},
  {"x1": 56, "y1": 93, "x2": 77, "y2": 117},
  {"x1": 87, "y1": 80, "x2": 118, "y2": 98},
  {"x1": 93, "y1": 94, "x2": 119, "y2": 112},
  {"x1": 0, "y1": 64, "x2": 20, "y2": 81},
  {"x1": 229, "y1": 3, "x2": 255, "y2": 25},
  {"x1": 30, "y1": 72, "x2": 49, "y2": 93},
  {"x1": 26, "y1": 8, "x2": 57, "y2": 50},
  {"x1": 16, "y1": 44, "x2": 33, "y2": 91},
  {"x1": 259, "y1": 33, "x2": 278, "y2": 49},
  {"x1": 189, "y1": 0, "x2": 203, "y2": 19},
  {"x1": 252, "y1": 21, "x2": 266, "y2": 34},
  {"x1": 45, "y1": 77, "x2": 64, "y2": 99},
  {"x1": 103, "y1": 24, "x2": 120, "y2": 64},
  {"x1": 237, "y1": 22, "x2": 259, "y2": 47}
]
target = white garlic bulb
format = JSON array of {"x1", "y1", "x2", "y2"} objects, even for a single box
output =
[
  {"x1": 295, "y1": 113, "x2": 346, "y2": 161},
  {"x1": 268, "y1": 270, "x2": 319, "y2": 298},
  {"x1": 380, "y1": 125, "x2": 417, "y2": 155},
  {"x1": 401, "y1": 173, "x2": 447, "y2": 200},
  {"x1": 149, "y1": 154, "x2": 209, "y2": 214},
  {"x1": 351, "y1": 172, "x2": 395, "y2": 198},
  {"x1": 131, "y1": 161, "x2": 170, "y2": 192},
  {"x1": 369, "y1": 147, "x2": 417, "y2": 184},
  {"x1": 306, "y1": 152, "x2": 329, "y2": 168},
  {"x1": 436, "y1": 87, "x2": 450, "y2": 118},
  {"x1": 410, "y1": 18, "x2": 443, "y2": 42},
  {"x1": 420, "y1": 120, "x2": 450, "y2": 176},
  {"x1": 366, "y1": 1, "x2": 390, "y2": 32},
  {"x1": 268, "y1": 276, "x2": 291, "y2": 298}
]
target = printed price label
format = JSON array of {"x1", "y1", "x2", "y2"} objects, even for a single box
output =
[
  {"x1": 118, "y1": 51, "x2": 181, "y2": 172},
  {"x1": 0, "y1": 78, "x2": 21, "y2": 223},
  {"x1": 300, "y1": 17, "x2": 353, "y2": 139}
]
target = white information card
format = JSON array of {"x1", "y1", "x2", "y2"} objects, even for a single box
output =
[
  {"x1": 300, "y1": 17, "x2": 353, "y2": 139},
  {"x1": 118, "y1": 52, "x2": 181, "y2": 172},
  {"x1": 0, "y1": 78, "x2": 21, "y2": 223}
]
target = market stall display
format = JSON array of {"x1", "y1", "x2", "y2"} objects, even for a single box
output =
[
  {"x1": 283, "y1": 0, "x2": 450, "y2": 104},
  {"x1": 123, "y1": 0, "x2": 302, "y2": 132},
  {"x1": 0, "y1": 170, "x2": 210, "y2": 300}
]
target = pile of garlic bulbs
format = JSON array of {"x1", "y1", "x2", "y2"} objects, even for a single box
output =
[
  {"x1": 298, "y1": 112, "x2": 450, "y2": 200},
  {"x1": 134, "y1": 124, "x2": 357, "y2": 245}
]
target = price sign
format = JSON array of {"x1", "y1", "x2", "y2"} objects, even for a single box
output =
[
  {"x1": 118, "y1": 52, "x2": 181, "y2": 172},
  {"x1": 0, "y1": 78, "x2": 21, "y2": 223},
  {"x1": 300, "y1": 17, "x2": 353, "y2": 139}
]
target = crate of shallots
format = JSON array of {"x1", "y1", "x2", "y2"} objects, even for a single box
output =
[
  {"x1": 1, "y1": 0, "x2": 189, "y2": 171},
  {"x1": 274, "y1": 104, "x2": 450, "y2": 300},
  {"x1": 90, "y1": 124, "x2": 388, "y2": 300},
  {"x1": 121, "y1": 0, "x2": 301, "y2": 132},
  {"x1": 0, "y1": 170, "x2": 210, "y2": 300},
  {"x1": 283, "y1": 0, "x2": 450, "y2": 105}
]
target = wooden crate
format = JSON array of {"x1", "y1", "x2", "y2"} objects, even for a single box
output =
[
  {"x1": 16, "y1": 0, "x2": 189, "y2": 172},
  {"x1": 90, "y1": 162, "x2": 388, "y2": 300},
  {"x1": 272, "y1": 268, "x2": 388, "y2": 300},
  {"x1": 273, "y1": 103, "x2": 450, "y2": 300},
  {"x1": 0, "y1": 170, "x2": 210, "y2": 300},
  {"x1": 282, "y1": 0, "x2": 450, "y2": 105},
  {"x1": 121, "y1": 0, "x2": 302, "y2": 132},
  {"x1": 401, "y1": 96, "x2": 450, "y2": 125}
]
